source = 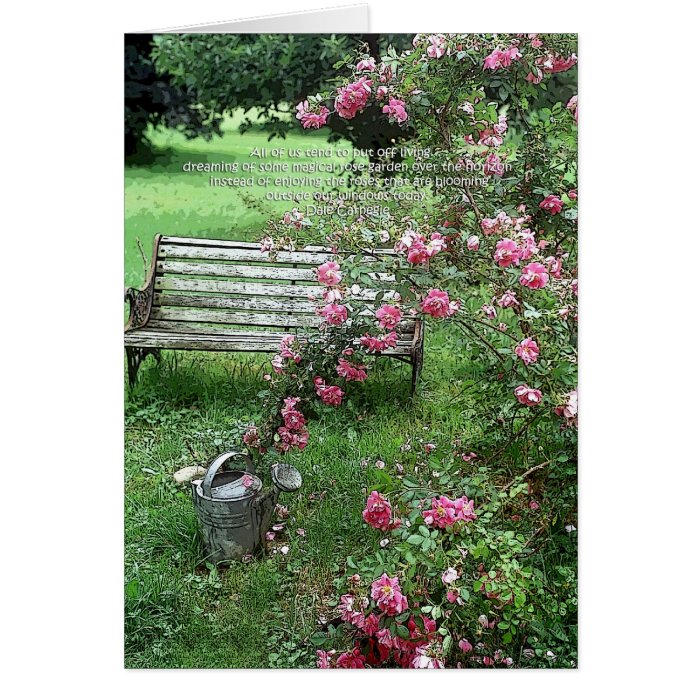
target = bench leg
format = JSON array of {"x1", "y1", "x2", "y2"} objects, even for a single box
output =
[
  {"x1": 410, "y1": 346, "x2": 424, "y2": 397},
  {"x1": 126, "y1": 347, "x2": 160, "y2": 387}
]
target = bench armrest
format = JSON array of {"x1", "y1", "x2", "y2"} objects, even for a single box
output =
[
  {"x1": 124, "y1": 286, "x2": 153, "y2": 331},
  {"x1": 124, "y1": 234, "x2": 162, "y2": 332}
]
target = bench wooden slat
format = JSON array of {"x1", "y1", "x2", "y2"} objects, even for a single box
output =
[
  {"x1": 158, "y1": 244, "x2": 335, "y2": 265},
  {"x1": 150, "y1": 307, "x2": 416, "y2": 330},
  {"x1": 157, "y1": 260, "x2": 320, "y2": 281},
  {"x1": 155, "y1": 278, "x2": 320, "y2": 298},
  {"x1": 157, "y1": 260, "x2": 396, "y2": 284},
  {"x1": 153, "y1": 293, "x2": 319, "y2": 313},
  {"x1": 154, "y1": 277, "x2": 398, "y2": 301},
  {"x1": 157, "y1": 244, "x2": 399, "y2": 266},
  {"x1": 146, "y1": 319, "x2": 417, "y2": 340},
  {"x1": 151, "y1": 307, "x2": 323, "y2": 328},
  {"x1": 159, "y1": 236, "x2": 397, "y2": 257},
  {"x1": 125, "y1": 329, "x2": 414, "y2": 354}
]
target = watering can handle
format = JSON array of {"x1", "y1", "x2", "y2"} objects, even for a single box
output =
[{"x1": 201, "y1": 451, "x2": 255, "y2": 498}]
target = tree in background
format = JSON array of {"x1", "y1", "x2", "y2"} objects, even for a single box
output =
[
  {"x1": 125, "y1": 34, "x2": 413, "y2": 158},
  {"x1": 124, "y1": 34, "x2": 223, "y2": 158}
]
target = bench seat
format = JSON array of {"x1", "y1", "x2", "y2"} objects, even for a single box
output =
[
  {"x1": 124, "y1": 235, "x2": 424, "y2": 392},
  {"x1": 125, "y1": 328, "x2": 416, "y2": 355}
]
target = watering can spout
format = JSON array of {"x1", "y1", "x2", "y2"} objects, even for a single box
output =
[{"x1": 254, "y1": 463, "x2": 303, "y2": 537}]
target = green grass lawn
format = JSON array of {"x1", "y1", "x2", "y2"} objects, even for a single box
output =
[
  {"x1": 124, "y1": 117, "x2": 575, "y2": 668},
  {"x1": 125, "y1": 112, "x2": 353, "y2": 289},
  {"x1": 125, "y1": 338, "x2": 478, "y2": 668}
]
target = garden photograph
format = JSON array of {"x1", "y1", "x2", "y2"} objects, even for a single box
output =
[{"x1": 124, "y1": 32, "x2": 579, "y2": 669}]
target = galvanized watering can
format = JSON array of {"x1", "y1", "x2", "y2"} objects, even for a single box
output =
[{"x1": 191, "y1": 451, "x2": 302, "y2": 564}]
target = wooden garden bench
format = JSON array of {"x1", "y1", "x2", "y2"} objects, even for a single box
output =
[{"x1": 124, "y1": 235, "x2": 424, "y2": 393}]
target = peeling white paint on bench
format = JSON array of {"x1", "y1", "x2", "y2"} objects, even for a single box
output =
[{"x1": 125, "y1": 235, "x2": 424, "y2": 392}]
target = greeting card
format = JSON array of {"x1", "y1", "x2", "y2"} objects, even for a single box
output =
[{"x1": 125, "y1": 26, "x2": 578, "y2": 669}]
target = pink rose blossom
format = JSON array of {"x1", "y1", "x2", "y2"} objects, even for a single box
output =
[
  {"x1": 494, "y1": 114, "x2": 508, "y2": 136},
  {"x1": 422, "y1": 495, "x2": 476, "y2": 529},
  {"x1": 382, "y1": 97, "x2": 408, "y2": 123},
  {"x1": 484, "y1": 46, "x2": 522, "y2": 70},
  {"x1": 514, "y1": 384, "x2": 543, "y2": 406},
  {"x1": 548, "y1": 54, "x2": 578, "y2": 73},
  {"x1": 425, "y1": 232, "x2": 447, "y2": 256},
  {"x1": 279, "y1": 334, "x2": 301, "y2": 363},
  {"x1": 314, "y1": 379, "x2": 344, "y2": 407},
  {"x1": 316, "y1": 261, "x2": 342, "y2": 286},
  {"x1": 335, "y1": 76, "x2": 372, "y2": 119},
  {"x1": 362, "y1": 613, "x2": 379, "y2": 636},
  {"x1": 539, "y1": 194, "x2": 563, "y2": 215},
  {"x1": 323, "y1": 287, "x2": 343, "y2": 303},
  {"x1": 441, "y1": 567, "x2": 460, "y2": 585},
  {"x1": 555, "y1": 389, "x2": 578, "y2": 427},
  {"x1": 276, "y1": 425, "x2": 309, "y2": 453},
  {"x1": 356, "y1": 57, "x2": 376, "y2": 72},
  {"x1": 362, "y1": 491, "x2": 398, "y2": 532},
  {"x1": 515, "y1": 337, "x2": 540, "y2": 365},
  {"x1": 360, "y1": 331, "x2": 398, "y2": 353},
  {"x1": 529, "y1": 500, "x2": 540, "y2": 510},
  {"x1": 483, "y1": 151, "x2": 505, "y2": 177},
  {"x1": 519, "y1": 262, "x2": 550, "y2": 289},
  {"x1": 336, "y1": 358, "x2": 368, "y2": 382},
  {"x1": 527, "y1": 68, "x2": 544, "y2": 84},
  {"x1": 320, "y1": 302, "x2": 348, "y2": 325},
  {"x1": 480, "y1": 217, "x2": 499, "y2": 235},
  {"x1": 420, "y1": 289, "x2": 460, "y2": 318},
  {"x1": 467, "y1": 235, "x2": 480, "y2": 251},
  {"x1": 282, "y1": 407, "x2": 306, "y2": 431},
  {"x1": 242, "y1": 425, "x2": 265, "y2": 452},
  {"x1": 497, "y1": 290, "x2": 518, "y2": 308},
  {"x1": 339, "y1": 594, "x2": 356, "y2": 623},
  {"x1": 479, "y1": 128, "x2": 503, "y2": 148},
  {"x1": 316, "y1": 650, "x2": 333, "y2": 668},
  {"x1": 454, "y1": 496, "x2": 477, "y2": 522},
  {"x1": 426, "y1": 34, "x2": 447, "y2": 59},
  {"x1": 517, "y1": 230, "x2": 538, "y2": 261},
  {"x1": 481, "y1": 304, "x2": 497, "y2": 319},
  {"x1": 370, "y1": 573, "x2": 408, "y2": 616},
  {"x1": 376, "y1": 304, "x2": 402, "y2": 330},
  {"x1": 336, "y1": 648, "x2": 366, "y2": 668},
  {"x1": 295, "y1": 100, "x2": 330, "y2": 129},
  {"x1": 545, "y1": 256, "x2": 563, "y2": 278},
  {"x1": 376, "y1": 628, "x2": 393, "y2": 648},
  {"x1": 494, "y1": 238, "x2": 522, "y2": 267},
  {"x1": 567, "y1": 94, "x2": 578, "y2": 124},
  {"x1": 410, "y1": 646, "x2": 444, "y2": 669},
  {"x1": 459, "y1": 639, "x2": 473, "y2": 653}
]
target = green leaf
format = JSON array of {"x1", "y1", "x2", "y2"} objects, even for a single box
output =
[{"x1": 396, "y1": 624, "x2": 410, "y2": 640}]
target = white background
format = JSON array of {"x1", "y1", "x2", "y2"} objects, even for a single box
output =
[{"x1": 1, "y1": 1, "x2": 698, "y2": 698}]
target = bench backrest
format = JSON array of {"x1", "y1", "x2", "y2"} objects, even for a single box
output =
[{"x1": 147, "y1": 235, "x2": 417, "y2": 341}]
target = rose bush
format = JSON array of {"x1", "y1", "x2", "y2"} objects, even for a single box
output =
[
  {"x1": 240, "y1": 32, "x2": 577, "y2": 667},
  {"x1": 311, "y1": 439, "x2": 577, "y2": 668}
]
